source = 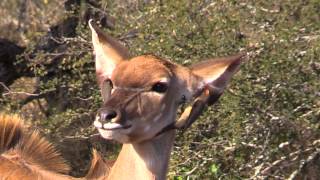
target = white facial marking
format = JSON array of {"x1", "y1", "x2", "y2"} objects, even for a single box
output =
[
  {"x1": 152, "y1": 105, "x2": 166, "y2": 123},
  {"x1": 98, "y1": 128, "x2": 114, "y2": 139},
  {"x1": 103, "y1": 123, "x2": 123, "y2": 130},
  {"x1": 94, "y1": 120, "x2": 102, "y2": 128},
  {"x1": 144, "y1": 125, "x2": 151, "y2": 132},
  {"x1": 159, "y1": 77, "x2": 169, "y2": 83},
  {"x1": 98, "y1": 128, "x2": 129, "y2": 143},
  {"x1": 153, "y1": 113, "x2": 163, "y2": 122}
]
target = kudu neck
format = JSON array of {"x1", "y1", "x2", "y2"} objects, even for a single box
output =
[{"x1": 108, "y1": 130, "x2": 176, "y2": 180}]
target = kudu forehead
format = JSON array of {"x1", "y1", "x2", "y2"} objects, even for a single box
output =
[{"x1": 111, "y1": 55, "x2": 174, "y2": 87}]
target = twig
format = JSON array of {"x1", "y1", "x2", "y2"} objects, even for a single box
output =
[
  {"x1": 50, "y1": 36, "x2": 89, "y2": 44},
  {"x1": 260, "y1": 147, "x2": 314, "y2": 175},
  {"x1": 72, "y1": 96, "x2": 93, "y2": 101},
  {"x1": 185, "y1": 166, "x2": 198, "y2": 176},
  {"x1": 1, "y1": 81, "x2": 92, "y2": 102},
  {"x1": 288, "y1": 148, "x2": 320, "y2": 180},
  {"x1": 60, "y1": 133, "x2": 101, "y2": 142},
  {"x1": 0, "y1": 82, "x2": 41, "y2": 97}
]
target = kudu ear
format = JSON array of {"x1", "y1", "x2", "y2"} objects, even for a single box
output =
[
  {"x1": 191, "y1": 53, "x2": 245, "y2": 94},
  {"x1": 89, "y1": 20, "x2": 130, "y2": 83},
  {"x1": 175, "y1": 53, "x2": 245, "y2": 130}
]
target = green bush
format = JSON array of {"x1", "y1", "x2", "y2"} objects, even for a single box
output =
[{"x1": 1, "y1": 0, "x2": 319, "y2": 179}]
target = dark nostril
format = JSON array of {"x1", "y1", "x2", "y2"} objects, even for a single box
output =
[
  {"x1": 99, "y1": 109, "x2": 117, "y2": 122},
  {"x1": 106, "y1": 111, "x2": 117, "y2": 120}
]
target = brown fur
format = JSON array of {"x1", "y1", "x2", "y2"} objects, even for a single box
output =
[
  {"x1": 85, "y1": 149, "x2": 114, "y2": 180},
  {"x1": 15, "y1": 130, "x2": 71, "y2": 173},
  {"x1": 112, "y1": 55, "x2": 174, "y2": 88},
  {"x1": 0, "y1": 114, "x2": 22, "y2": 154},
  {"x1": 0, "y1": 114, "x2": 71, "y2": 178},
  {"x1": 0, "y1": 113, "x2": 114, "y2": 179}
]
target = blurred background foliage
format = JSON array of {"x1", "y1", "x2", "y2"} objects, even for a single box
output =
[{"x1": 0, "y1": 0, "x2": 319, "y2": 179}]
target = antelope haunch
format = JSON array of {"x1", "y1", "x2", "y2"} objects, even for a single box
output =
[{"x1": 0, "y1": 20, "x2": 245, "y2": 180}]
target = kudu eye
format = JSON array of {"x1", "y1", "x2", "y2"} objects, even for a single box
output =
[
  {"x1": 151, "y1": 82, "x2": 168, "y2": 93},
  {"x1": 101, "y1": 79, "x2": 113, "y2": 102}
]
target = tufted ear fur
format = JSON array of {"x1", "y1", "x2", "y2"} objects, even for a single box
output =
[{"x1": 89, "y1": 20, "x2": 130, "y2": 84}]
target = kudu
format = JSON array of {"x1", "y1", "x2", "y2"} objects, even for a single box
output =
[{"x1": 0, "y1": 20, "x2": 245, "y2": 179}]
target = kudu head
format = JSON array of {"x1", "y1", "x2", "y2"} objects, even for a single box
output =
[{"x1": 89, "y1": 20, "x2": 244, "y2": 143}]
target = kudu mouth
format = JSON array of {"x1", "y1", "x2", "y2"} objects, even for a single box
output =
[
  {"x1": 94, "y1": 87, "x2": 149, "y2": 133},
  {"x1": 94, "y1": 120, "x2": 132, "y2": 130},
  {"x1": 94, "y1": 111, "x2": 132, "y2": 131}
]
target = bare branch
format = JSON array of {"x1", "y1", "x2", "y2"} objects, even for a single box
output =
[
  {"x1": 59, "y1": 133, "x2": 101, "y2": 142},
  {"x1": 288, "y1": 150, "x2": 320, "y2": 179},
  {"x1": 0, "y1": 82, "x2": 41, "y2": 97},
  {"x1": 72, "y1": 96, "x2": 93, "y2": 101},
  {"x1": 259, "y1": 147, "x2": 314, "y2": 176}
]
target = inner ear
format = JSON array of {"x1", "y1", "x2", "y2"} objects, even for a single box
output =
[
  {"x1": 89, "y1": 20, "x2": 130, "y2": 82},
  {"x1": 191, "y1": 53, "x2": 245, "y2": 91},
  {"x1": 175, "y1": 53, "x2": 245, "y2": 130}
]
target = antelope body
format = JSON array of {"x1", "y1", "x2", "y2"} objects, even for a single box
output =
[{"x1": 0, "y1": 20, "x2": 245, "y2": 180}]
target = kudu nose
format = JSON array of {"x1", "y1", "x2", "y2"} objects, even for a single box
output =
[{"x1": 98, "y1": 109, "x2": 118, "y2": 123}]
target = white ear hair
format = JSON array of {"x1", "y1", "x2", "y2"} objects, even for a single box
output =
[
  {"x1": 191, "y1": 53, "x2": 245, "y2": 91},
  {"x1": 89, "y1": 19, "x2": 130, "y2": 81}
]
